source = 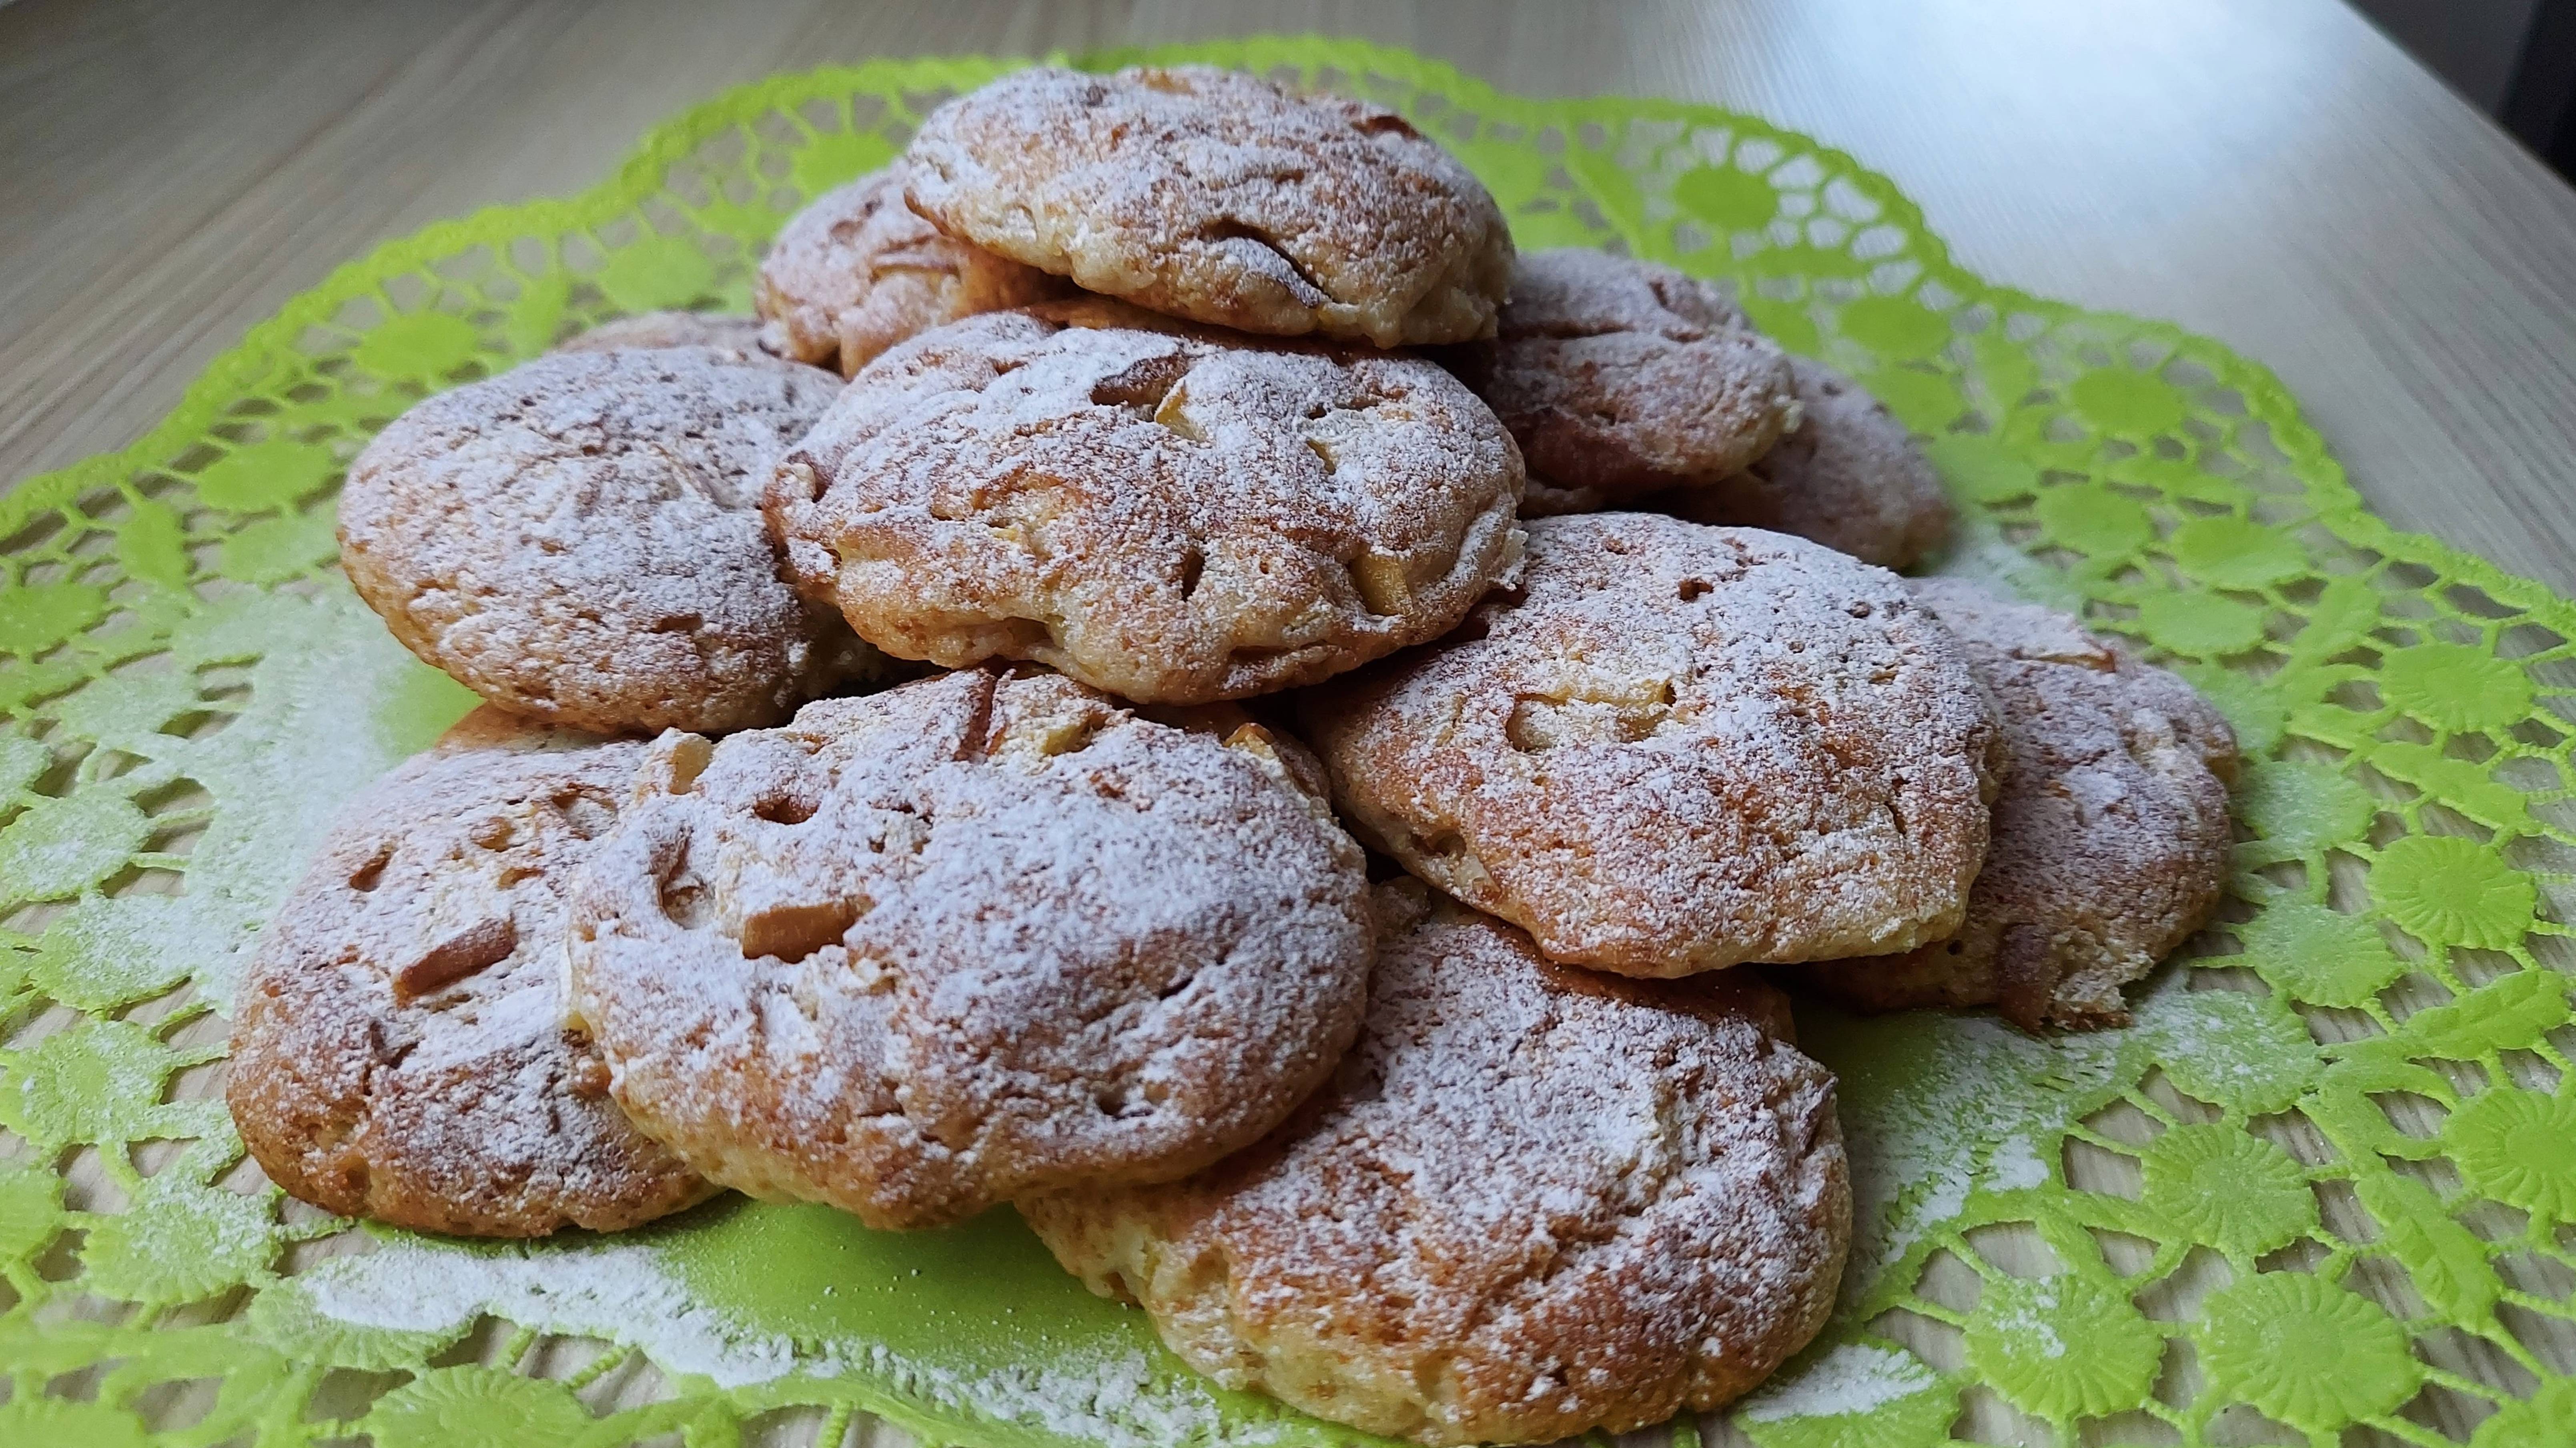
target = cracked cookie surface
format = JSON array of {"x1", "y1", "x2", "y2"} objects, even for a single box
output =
[
  {"x1": 1664, "y1": 356, "x2": 1952, "y2": 568},
  {"x1": 339, "y1": 346, "x2": 876, "y2": 734},
  {"x1": 1300, "y1": 513, "x2": 2000, "y2": 976},
  {"x1": 903, "y1": 65, "x2": 1512, "y2": 346},
  {"x1": 756, "y1": 163, "x2": 1065, "y2": 377},
  {"x1": 228, "y1": 708, "x2": 710, "y2": 1237},
  {"x1": 1444, "y1": 248, "x2": 1798, "y2": 515},
  {"x1": 564, "y1": 667, "x2": 1374, "y2": 1228},
  {"x1": 1021, "y1": 883, "x2": 1848, "y2": 1447},
  {"x1": 767, "y1": 300, "x2": 1525, "y2": 705},
  {"x1": 1808, "y1": 580, "x2": 2238, "y2": 1029}
]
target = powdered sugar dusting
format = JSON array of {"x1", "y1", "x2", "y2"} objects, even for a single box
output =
[
  {"x1": 1305, "y1": 513, "x2": 2000, "y2": 976},
  {"x1": 756, "y1": 164, "x2": 1063, "y2": 375},
  {"x1": 904, "y1": 66, "x2": 1511, "y2": 345},
  {"x1": 1812, "y1": 578, "x2": 2237, "y2": 1029},
  {"x1": 1023, "y1": 889, "x2": 1848, "y2": 1444},
  {"x1": 1445, "y1": 247, "x2": 1795, "y2": 510},
  {"x1": 338, "y1": 345, "x2": 867, "y2": 734},
  {"x1": 1736, "y1": 1342, "x2": 1940, "y2": 1422},
  {"x1": 1671, "y1": 356, "x2": 1952, "y2": 568},
  {"x1": 569, "y1": 668, "x2": 1373, "y2": 1228},
  {"x1": 228, "y1": 708, "x2": 706, "y2": 1235},
  {"x1": 768, "y1": 304, "x2": 1524, "y2": 703}
]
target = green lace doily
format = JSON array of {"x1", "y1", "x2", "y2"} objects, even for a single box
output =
[{"x1": 2, "y1": 35, "x2": 2570, "y2": 1448}]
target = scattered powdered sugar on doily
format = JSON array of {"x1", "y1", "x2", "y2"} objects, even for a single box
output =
[
  {"x1": 1736, "y1": 1342, "x2": 1942, "y2": 1422},
  {"x1": 291, "y1": 1236, "x2": 1310, "y2": 1447},
  {"x1": 294, "y1": 1237, "x2": 804, "y2": 1387},
  {"x1": 1987, "y1": 1132, "x2": 2052, "y2": 1192}
]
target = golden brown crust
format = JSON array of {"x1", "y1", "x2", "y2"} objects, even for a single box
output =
[
  {"x1": 1020, "y1": 885, "x2": 1850, "y2": 1446},
  {"x1": 226, "y1": 709, "x2": 711, "y2": 1237},
  {"x1": 904, "y1": 66, "x2": 1512, "y2": 346},
  {"x1": 1664, "y1": 356, "x2": 1953, "y2": 568},
  {"x1": 557, "y1": 311, "x2": 771, "y2": 356},
  {"x1": 1299, "y1": 513, "x2": 2001, "y2": 975},
  {"x1": 339, "y1": 347, "x2": 878, "y2": 735},
  {"x1": 565, "y1": 668, "x2": 1375, "y2": 1229},
  {"x1": 1443, "y1": 248, "x2": 1798, "y2": 513},
  {"x1": 755, "y1": 165, "x2": 1066, "y2": 377},
  {"x1": 766, "y1": 304, "x2": 1526, "y2": 705},
  {"x1": 1808, "y1": 580, "x2": 2239, "y2": 1030}
]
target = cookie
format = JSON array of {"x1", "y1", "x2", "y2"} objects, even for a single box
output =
[
  {"x1": 227, "y1": 708, "x2": 710, "y2": 1237},
  {"x1": 1664, "y1": 356, "x2": 1952, "y2": 568},
  {"x1": 767, "y1": 301, "x2": 1525, "y2": 705},
  {"x1": 339, "y1": 346, "x2": 877, "y2": 735},
  {"x1": 756, "y1": 164, "x2": 1066, "y2": 377},
  {"x1": 558, "y1": 311, "x2": 770, "y2": 355},
  {"x1": 1808, "y1": 580, "x2": 2238, "y2": 1029},
  {"x1": 1021, "y1": 883, "x2": 1849, "y2": 1446},
  {"x1": 1300, "y1": 513, "x2": 2001, "y2": 975},
  {"x1": 904, "y1": 66, "x2": 1512, "y2": 346},
  {"x1": 564, "y1": 667, "x2": 1375, "y2": 1229},
  {"x1": 1443, "y1": 248, "x2": 1799, "y2": 515}
]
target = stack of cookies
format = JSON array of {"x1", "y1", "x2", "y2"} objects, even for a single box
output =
[{"x1": 229, "y1": 64, "x2": 2239, "y2": 1448}]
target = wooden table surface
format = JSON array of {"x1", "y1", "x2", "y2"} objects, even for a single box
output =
[{"x1": 5, "y1": 0, "x2": 2575, "y2": 595}]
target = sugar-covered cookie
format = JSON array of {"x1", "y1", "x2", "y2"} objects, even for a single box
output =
[
  {"x1": 904, "y1": 66, "x2": 1512, "y2": 346},
  {"x1": 1301, "y1": 513, "x2": 2000, "y2": 975},
  {"x1": 228, "y1": 709, "x2": 709, "y2": 1237},
  {"x1": 1023, "y1": 883, "x2": 1849, "y2": 1446},
  {"x1": 1808, "y1": 580, "x2": 2237, "y2": 1029},
  {"x1": 565, "y1": 667, "x2": 1375, "y2": 1228}
]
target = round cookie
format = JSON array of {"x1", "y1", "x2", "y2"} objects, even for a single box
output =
[
  {"x1": 1664, "y1": 356, "x2": 1953, "y2": 568},
  {"x1": 767, "y1": 301, "x2": 1526, "y2": 705},
  {"x1": 756, "y1": 163, "x2": 1066, "y2": 377},
  {"x1": 1808, "y1": 580, "x2": 2238, "y2": 1029},
  {"x1": 1299, "y1": 513, "x2": 2001, "y2": 976},
  {"x1": 565, "y1": 667, "x2": 1375, "y2": 1229},
  {"x1": 1021, "y1": 883, "x2": 1849, "y2": 1447},
  {"x1": 904, "y1": 66, "x2": 1512, "y2": 346},
  {"x1": 227, "y1": 708, "x2": 710, "y2": 1237},
  {"x1": 1443, "y1": 248, "x2": 1799, "y2": 516},
  {"x1": 339, "y1": 346, "x2": 877, "y2": 735},
  {"x1": 558, "y1": 310, "x2": 770, "y2": 356}
]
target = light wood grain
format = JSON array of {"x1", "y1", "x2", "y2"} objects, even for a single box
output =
[{"x1": 3, "y1": 0, "x2": 2574, "y2": 593}]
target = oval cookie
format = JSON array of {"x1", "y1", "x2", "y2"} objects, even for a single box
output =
[
  {"x1": 767, "y1": 301, "x2": 1525, "y2": 705},
  {"x1": 565, "y1": 667, "x2": 1375, "y2": 1229},
  {"x1": 339, "y1": 346, "x2": 875, "y2": 735},
  {"x1": 1444, "y1": 247, "x2": 1799, "y2": 515},
  {"x1": 904, "y1": 66, "x2": 1512, "y2": 346},
  {"x1": 227, "y1": 708, "x2": 709, "y2": 1237},
  {"x1": 1300, "y1": 513, "x2": 2001, "y2": 975},
  {"x1": 1808, "y1": 580, "x2": 2238, "y2": 1029},
  {"x1": 1666, "y1": 356, "x2": 1952, "y2": 569},
  {"x1": 1022, "y1": 883, "x2": 1849, "y2": 1446},
  {"x1": 756, "y1": 163, "x2": 1066, "y2": 377}
]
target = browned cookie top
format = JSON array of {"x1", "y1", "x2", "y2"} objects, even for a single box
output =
[
  {"x1": 1666, "y1": 356, "x2": 1952, "y2": 568},
  {"x1": 227, "y1": 709, "x2": 710, "y2": 1238},
  {"x1": 904, "y1": 66, "x2": 1512, "y2": 346},
  {"x1": 1809, "y1": 580, "x2": 2238, "y2": 1029},
  {"x1": 339, "y1": 346, "x2": 874, "y2": 735},
  {"x1": 767, "y1": 301, "x2": 1526, "y2": 705},
  {"x1": 565, "y1": 667, "x2": 1375, "y2": 1229},
  {"x1": 1021, "y1": 884, "x2": 1849, "y2": 1447},
  {"x1": 1301, "y1": 513, "x2": 2000, "y2": 976},
  {"x1": 1447, "y1": 248, "x2": 1799, "y2": 513},
  {"x1": 756, "y1": 164, "x2": 1066, "y2": 377}
]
